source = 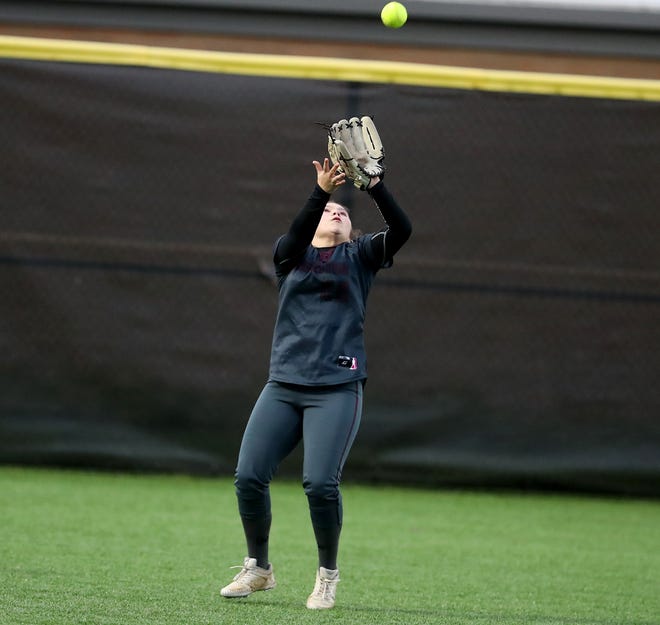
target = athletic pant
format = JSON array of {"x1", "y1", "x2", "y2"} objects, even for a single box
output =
[{"x1": 234, "y1": 380, "x2": 363, "y2": 569}]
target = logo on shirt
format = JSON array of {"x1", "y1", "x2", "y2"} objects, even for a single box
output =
[
  {"x1": 337, "y1": 355, "x2": 358, "y2": 370},
  {"x1": 296, "y1": 259, "x2": 349, "y2": 276},
  {"x1": 320, "y1": 279, "x2": 350, "y2": 303}
]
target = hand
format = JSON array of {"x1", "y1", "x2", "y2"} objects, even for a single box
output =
[{"x1": 313, "y1": 158, "x2": 346, "y2": 194}]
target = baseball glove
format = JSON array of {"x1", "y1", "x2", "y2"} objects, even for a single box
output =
[{"x1": 325, "y1": 116, "x2": 385, "y2": 190}]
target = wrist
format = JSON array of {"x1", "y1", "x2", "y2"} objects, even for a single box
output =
[{"x1": 367, "y1": 178, "x2": 383, "y2": 194}]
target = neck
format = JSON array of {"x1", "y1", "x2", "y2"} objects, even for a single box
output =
[{"x1": 312, "y1": 233, "x2": 348, "y2": 248}]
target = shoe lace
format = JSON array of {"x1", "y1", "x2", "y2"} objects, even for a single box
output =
[
  {"x1": 229, "y1": 563, "x2": 252, "y2": 582},
  {"x1": 315, "y1": 576, "x2": 338, "y2": 601},
  {"x1": 230, "y1": 560, "x2": 269, "y2": 584}
]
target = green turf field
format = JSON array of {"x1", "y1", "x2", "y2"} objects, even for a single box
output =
[{"x1": 1, "y1": 466, "x2": 658, "y2": 625}]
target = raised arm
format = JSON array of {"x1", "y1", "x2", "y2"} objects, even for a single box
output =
[
  {"x1": 365, "y1": 178, "x2": 412, "y2": 268},
  {"x1": 274, "y1": 159, "x2": 345, "y2": 267}
]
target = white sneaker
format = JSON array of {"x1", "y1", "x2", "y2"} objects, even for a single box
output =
[
  {"x1": 220, "y1": 557, "x2": 276, "y2": 598},
  {"x1": 306, "y1": 567, "x2": 340, "y2": 609}
]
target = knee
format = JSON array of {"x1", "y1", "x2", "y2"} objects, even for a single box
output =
[
  {"x1": 235, "y1": 468, "x2": 272, "y2": 521},
  {"x1": 303, "y1": 476, "x2": 339, "y2": 502},
  {"x1": 234, "y1": 468, "x2": 268, "y2": 499}
]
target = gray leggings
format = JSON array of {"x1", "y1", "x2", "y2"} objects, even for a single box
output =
[{"x1": 235, "y1": 380, "x2": 363, "y2": 530}]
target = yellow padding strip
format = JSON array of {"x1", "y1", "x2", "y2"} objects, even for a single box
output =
[{"x1": 1, "y1": 35, "x2": 659, "y2": 102}]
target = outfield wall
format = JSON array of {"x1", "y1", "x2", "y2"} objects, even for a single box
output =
[{"x1": 1, "y1": 36, "x2": 660, "y2": 496}]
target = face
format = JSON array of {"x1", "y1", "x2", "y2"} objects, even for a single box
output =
[{"x1": 316, "y1": 202, "x2": 353, "y2": 242}]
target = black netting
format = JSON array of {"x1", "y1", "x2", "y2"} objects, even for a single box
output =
[{"x1": 1, "y1": 58, "x2": 659, "y2": 495}]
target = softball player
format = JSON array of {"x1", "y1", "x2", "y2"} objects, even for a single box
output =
[{"x1": 221, "y1": 119, "x2": 411, "y2": 609}]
